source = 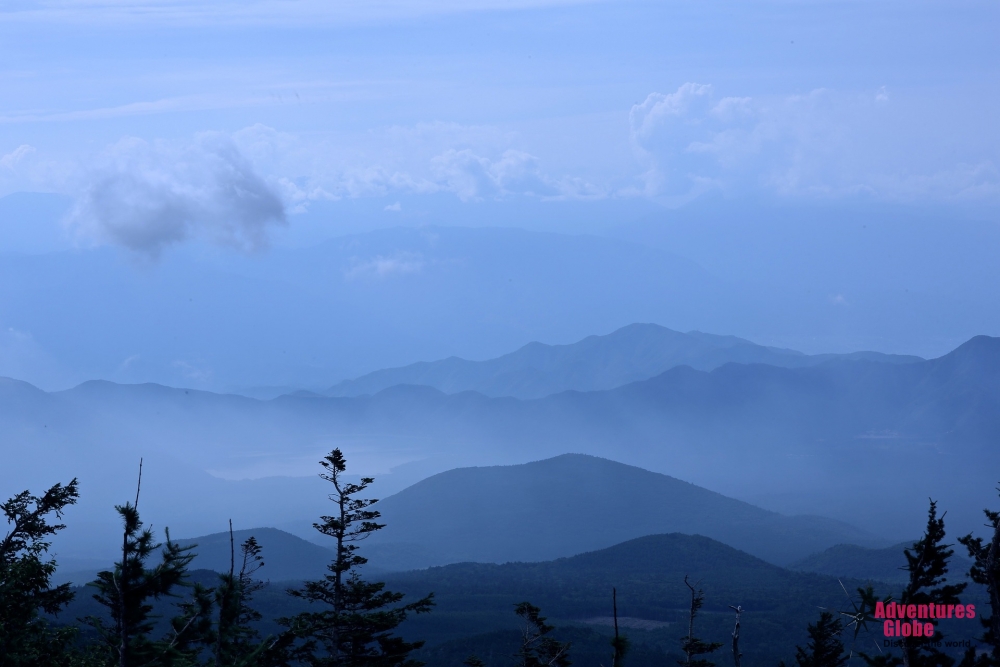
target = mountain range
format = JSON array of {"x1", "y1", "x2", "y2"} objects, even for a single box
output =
[
  {"x1": 6, "y1": 331, "x2": 1000, "y2": 561},
  {"x1": 322, "y1": 323, "x2": 920, "y2": 399},
  {"x1": 4, "y1": 201, "x2": 1000, "y2": 393}
]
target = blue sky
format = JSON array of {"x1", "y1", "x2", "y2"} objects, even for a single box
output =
[
  {"x1": 1, "y1": 0, "x2": 999, "y2": 391},
  {"x1": 1, "y1": 0, "x2": 997, "y2": 255}
]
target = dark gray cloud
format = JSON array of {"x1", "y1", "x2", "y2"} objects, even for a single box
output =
[{"x1": 69, "y1": 134, "x2": 285, "y2": 256}]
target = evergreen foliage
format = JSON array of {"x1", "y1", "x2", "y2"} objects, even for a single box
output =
[
  {"x1": 794, "y1": 612, "x2": 848, "y2": 667},
  {"x1": 282, "y1": 448, "x2": 434, "y2": 666},
  {"x1": 0, "y1": 479, "x2": 81, "y2": 667},
  {"x1": 87, "y1": 463, "x2": 275, "y2": 667},
  {"x1": 212, "y1": 529, "x2": 271, "y2": 666},
  {"x1": 958, "y1": 487, "x2": 1000, "y2": 667},
  {"x1": 679, "y1": 576, "x2": 722, "y2": 667},
  {"x1": 863, "y1": 500, "x2": 967, "y2": 667},
  {"x1": 513, "y1": 602, "x2": 571, "y2": 667},
  {"x1": 87, "y1": 500, "x2": 203, "y2": 665}
]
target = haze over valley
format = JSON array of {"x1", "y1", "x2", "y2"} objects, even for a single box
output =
[{"x1": 2, "y1": 1, "x2": 998, "y2": 664}]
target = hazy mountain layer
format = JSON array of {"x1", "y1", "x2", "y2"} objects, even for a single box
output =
[
  {"x1": 53, "y1": 527, "x2": 335, "y2": 586},
  {"x1": 366, "y1": 454, "x2": 878, "y2": 567},
  {"x1": 788, "y1": 541, "x2": 974, "y2": 584},
  {"x1": 324, "y1": 323, "x2": 920, "y2": 399},
  {"x1": 5, "y1": 335, "x2": 1000, "y2": 559}
]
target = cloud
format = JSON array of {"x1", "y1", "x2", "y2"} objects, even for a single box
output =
[
  {"x1": 0, "y1": 144, "x2": 35, "y2": 170},
  {"x1": 629, "y1": 83, "x2": 1000, "y2": 204},
  {"x1": 172, "y1": 359, "x2": 214, "y2": 384},
  {"x1": 68, "y1": 134, "x2": 286, "y2": 256},
  {"x1": 344, "y1": 251, "x2": 425, "y2": 281},
  {"x1": 232, "y1": 122, "x2": 595, "y2": 206},
  {"x1": 430, "y1": 148, "x2": 592, "y2": 201},
  {"x1": 384, "y1": 202, "x2": 402, "y2": 211}
]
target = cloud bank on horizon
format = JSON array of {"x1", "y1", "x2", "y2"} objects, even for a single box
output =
[{"x1": 0, "y1": 0, "x2": 997, "y2": 254}]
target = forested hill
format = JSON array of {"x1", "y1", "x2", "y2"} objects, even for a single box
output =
[
  {"x1": 322, "y1": 322, "x2": 920, "y2": 399},
  {"x1": 365, "y1": 454, "x2": 878, "y2": 568},
  {"x1": 384, "y1": 533, "x2": 912, "y2": 667},
  {"x1": 56, "y1": 533, "x2": 933, "y2": 667}
]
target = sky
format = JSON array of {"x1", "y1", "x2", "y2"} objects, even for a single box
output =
[
  {"x1": 2, "y1": 1, "x2": 1000, "y2": 553},
  {"x1": 2, "y1": 0, "x2": 997, "y2": 250},
  {"x1": 0, "y1": 0, "x2": 999, "y2": 390}
]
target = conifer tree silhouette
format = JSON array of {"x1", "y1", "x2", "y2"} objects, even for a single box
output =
[
  {"x1": 0, "y1": 478, "x2": 80, "y2": 666},
  {"x1": 795, "y1": 612, "x2": 849, "y2": 667},
  {"x1": 513, "y1": 602, "x2": 571, "y2": 667},
  {"x1": 282, "y1": 448, "x2": 434, "y2": 666},
  {"x1": 87, "y1": 460, "x2": 207, "y2": 667},
  {"x1": 959, "y1": 486, "x2": 1000, "y2": 667},
  {"x1": 863, "y1": 500, "x2": 966, "y2": 667},
  {"x1": 680, "y1": 576, "x2": 722, "y2": 667}
]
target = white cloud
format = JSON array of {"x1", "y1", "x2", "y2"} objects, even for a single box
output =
[
  {"x1": 430, "y1": 148, "x2": 596, "y2": 201},
  {"x1": 233, "y1": 122, "x2": 594, "y2": 205},
  {"x1": 344, "y1": 251, "x2": 425, "y2": 281},
  {"x1": 172, "y1": 359, "x2": 214, "y2": 384},
  {"x1": 384, "y1": 202, "x2": 402, "y2": 211},
  {"x1": 629, "y1": 83, "x2": 1000, "y2": 204},
  {"x1": 0, "y1": 144, "x2": 35, "y2": 169},
  {"x1": 68, "y1": 133, "x2": 286, "y2": 256}
]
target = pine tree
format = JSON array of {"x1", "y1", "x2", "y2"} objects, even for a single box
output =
[
  {"x1": 610, "y1": 587, "x2": 629, "y2": 667},
  {"x1": 87, "y1": 463, "x2": 205, "y2": 667},
  {"x1": 900, "y1": 500, "x2": 967, "y2": 667},
  {"x1": 795, "y1": 612, "x2": 849, "y2": 667},
  {"x1": 282, "y1": 448, "x2": 434, "y2": 666},
  {"x1": 214, "y1": 525, "x2": 270, "y2": 666},
  {"x1": 0, "y1": 479, "x2": 81, "y2": 667},
  {"x1": 958, "y1": 486, "x2": 1000, "y2": 667},
  {"x1": 679, "y1": 576, "x2": 722, "y2": 667},
  {"x1": 513, "y1": 602, "x2": 571, "y2": 667},
  {"x1": 863, "y1": 500, "x2": 966, "y2": 667}
]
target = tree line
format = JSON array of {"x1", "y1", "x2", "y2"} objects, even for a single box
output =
[{"x1": 2, "y1": 449, "x2": 999, "y2": 667}]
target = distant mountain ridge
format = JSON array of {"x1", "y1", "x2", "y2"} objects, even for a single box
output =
[
  {"x1": 5, "y1": 334, "x2": 1000, "y2": 560},
  {"x1": 321, "y1": 323, "x2": 922, "y2": 399},
  {"x1": 54, "y1": 527, "x2": 335, "y2": 585},
  {"x1": 366, "y1": 454, "x2": 880, "y2": 568},
  {"x1": 789, "y1": 541, "x2": 974, "y2": 584}
]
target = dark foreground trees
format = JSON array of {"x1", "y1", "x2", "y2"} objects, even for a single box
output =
[
  {"x1": 87, "y1": 494, "x2": 201, "y2": 665},
  {"x1": 460, "y1": 601, "x2": 571, "y2": 667},
  {"x1": 86, "y1": 462, "x2": 275, "y2": 667},
  {"x1": 855, "y1": 500, "x2": 966, "y2": 667},
  {"x1": 959, "y1": 487, "x2": 1000, "y2": 667},
  {"x1": 512, "y1": 602, "x2": 571, "y2": 667},
  {"x1": 280, "y1": 448, "x2": 434, "y2": 666},
  {"x1": 0, "y1": 478, "x2": 80, "y2": 666},
  {"x1": 680, "y1": 576, "x2": 722, "y2": 667},
  {"x1": 794, "y1": 612, "x2": 849, "y2": 667},
  {"x1": 1, "y1": 448, "x2": 429, "y2": 667}
]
